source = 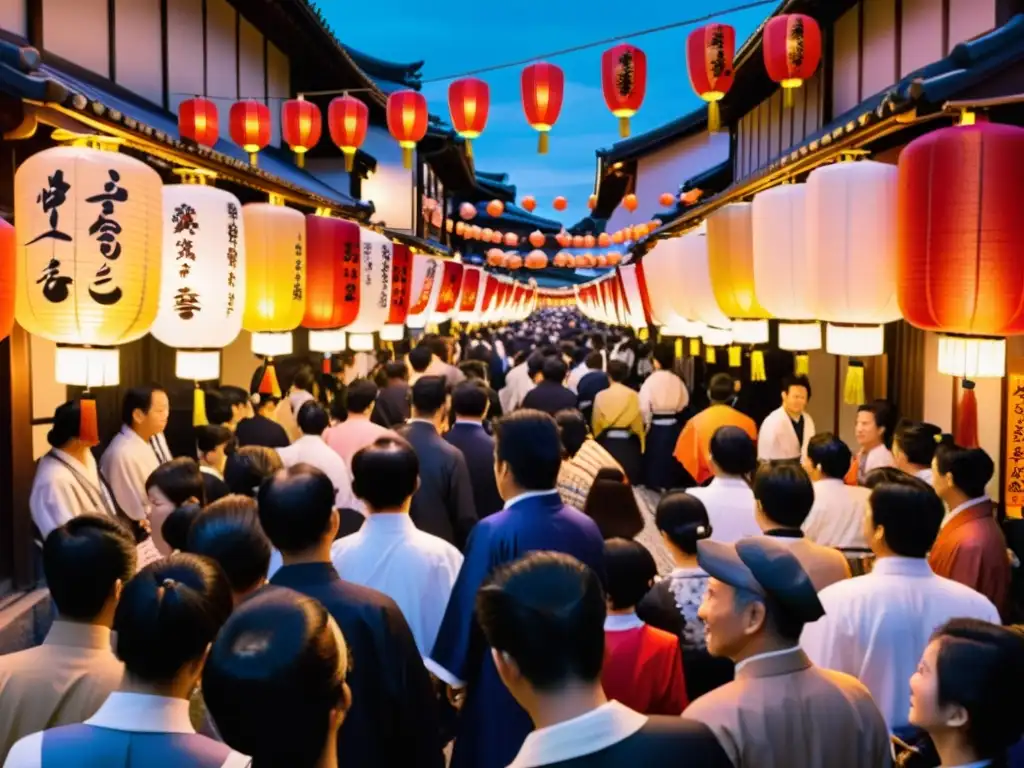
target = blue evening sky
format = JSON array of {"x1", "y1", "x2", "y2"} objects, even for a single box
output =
[{"x1": 317, "y1": 1, "x2": 772, "y2": 226}]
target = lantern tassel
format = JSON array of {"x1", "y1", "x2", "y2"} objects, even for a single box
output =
[
  {"x1": 728, "y1": 345, "x2": 742, "y2": 368},
  {"x1": 784, "y1": 87, "x2": 795, "y2": 108},
  {"x1": 537, "y1": 132, "x2": 549, "y2": 155},
  {"x1": 249, "y1": 152, "x2": 258, "y2": 166},
  {"x1": 795, "y1": 353, "x2": 810, "y2": 377},
  {"x1": 619, "y1": 116, "x2": 630, "y2": 138},
  {"x1": 79, "y1": 394, "x2": 100, "y2": 447},
  {"x1": 295, "y1": 152, "x2": 305, "y2": 168},
  {"x1": 750, "y1": 349, "x2": 766, "y2": 381},
  {"x1": 464, "y1": 139, "x2": 473, "y2": 158},
  {"x1": 689, "y1": 338, "x2": 701, "y2": 357},
  {"x1": 343, "y1": 149, "x2": 355, "y2": 172},
  {"x1": 402, "y1": 146, "x2": 413, "y2": 169},
  {"x1": 193, "y1": 384, "x2": 208, "y2": 428},
  {"x1": 259, "y1": 359, "x2": 282, "y2": 400},
  {"x1": 707, "y1": 101, "x2": 721, "y2": 133},
  {"x1": 844, "y1": 360, "x2": 865, "y2": 405},
  {"x1": 674, "y1": 338, "x2": 683, "y2": 360},
  {"x1": 322, "y1": 354, "x2": 332, "y2": 375},
  {"x1": 955, "y1": 380, "x2": 979, "y2": 448},
  {"x1": 706, "y1": 346, "x2": 717, "y2": 365}
]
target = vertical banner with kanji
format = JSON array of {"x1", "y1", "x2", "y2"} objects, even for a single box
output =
[{"x1": 1005, "y1": 358, "x2": 1024, "y2": 516}]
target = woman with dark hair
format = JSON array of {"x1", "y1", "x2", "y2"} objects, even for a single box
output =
[
  {"x1": 6, "y1": 554, "x2": 239, "y2": 765},
  {"x1": 636, "y1": 491, "x2": 733, "y2": 700},
  {"x1": 687, "y1": 426, "x2": 761, "y2": 543},
  {"x1": 855, "y1": 399, "x2": 898, "y2": 484},
  {"x1": 580, "y1": 470, "x2": 644, "y2": 540},
  {"x1": 276, "y1": 364, "x2": 318, "y2": 443},
  {"x1": 893, "y1": 420, "x2": 943, "y2": 484},
  {"x1": 203, "y1": 588, "x2": 352, "y2": 768},
  {"x1": 223, "y1": 445, "x2": 283, "y2": 499},
  {"x1": 929, "y1": 438, "x2": 1010, "y2": 618},
  {"x1": 900, "y1": 619, "x2": 1024, "y2": 768}
]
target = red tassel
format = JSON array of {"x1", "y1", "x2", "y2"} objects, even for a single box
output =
[
  {"x1": 259, "y1": 361, "x2": 282, "y2": 399},
  {"x1": 955, "y1": 380, "x2": 979, "y2": 448},
  {"x1": 322, "y1": 355, "x2": 331, "y2": 375},
  {"x1": 79, "y1": 397, "x2": 100, "y2": 447}
]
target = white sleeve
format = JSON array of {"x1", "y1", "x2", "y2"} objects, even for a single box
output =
[
  {"x1": 3, "y1": 731, "x2": 42, "y2": 768},
  {"x1": 756, "y1": 418, "x2": 774, "y2": 462},
  {"x1": 30, "y1": 479, "x2": 77, "y2": 539},
  {"x1": 102, "y1": 450, "x2": 150, "y2": 522},
  {"x1": 638, "y1": 379, "x2": 654, "y2": 426}
]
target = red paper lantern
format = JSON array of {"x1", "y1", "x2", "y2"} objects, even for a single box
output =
[
  {"x1": 528, "y1": 230, "x2": 546, "y2": 248},
  {"x1": 587, "y1": 194, "x2": 597, "y2": 210},
  {"x1": 435, "y1": 261, "x2": 465, "y2": 315},
  {"x1": 526, "y1": 250, "x2": 548, "y2": 270},
  {"x1": 521, "y1": 62, "x2": 565, "y2": 154},
  {"x1": 387, "y1": 89, "x2": 428, "y2": 169},
  {"x1": 281, "y1": 98, "x2": 322, "y2": 168},
  {"x1": 553, "y1": 196, "x2": 567, "y2": 212},
  {"x1": 763, "y1": 14, "x2": 822, "y2": 107},
  {"x1": 328, "y1": 95, "x2": 368, "y2": 172},
  {"x1": 229, "y1": 100, "x2": 271, "y2": 165},
  {"x1": 449, "y1": 77, "x2": 490, "y2": 158},
  {"x1": 602, "y1": 43, "x2": 647, "y2": 138},
  {"x1": 686, "y1": 23, "x2": 736, "y2": 132},
  {"x1": 179, "y1": 97, "x2": 219, "y2": 147},
  {"x1": 303, "y1": 216, "x2": 361, "y2": 335},
  {"x1": 521, "y1": 195, "x2": 537, "y2": 212},
  {"x1": 623, "y1": 193, "x2": 638, "y2": 212},
  {"x1": 486, "y1": 200, "x2": 505, "y2": 218}
]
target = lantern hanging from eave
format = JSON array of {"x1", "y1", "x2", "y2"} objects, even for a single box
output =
[
  {"x1": 242, "y1": 202, "x2": 305, "y2": 396},
  {"x1": 387, "y1": 90, "x2": 428, "y2": 169},
  {"x1": 522, "y1": 62, "x2": 565, "y2": 155},
  {"x1": 328, "y1": 95, "x2": 368, "y2": 172},
  {"x1": 897, "y1": 121, "x2": 1024, "y2": 446},
  {"x1": 642, "y1": 238, "x2": 687, "y2": 334},
  {"x1": 687, "y1": 23, "x2": 735, "y2": 132},
  {"x1": 448, "y1": 78, "x2": 490, "y2": 158},
  {"x1": 406, "y1": 255, "x2": 443, "y2": 331},
  {"x1": 525, "y1": 250, "x2": 548, "y2": 270},
  {"x1": 455, "y1": 265, "x2": 483, "y2": 323},
  {"x1": 487, "y1": 199, "x2": 504, "y2": 218},
  {"x1": 229, "y1": 100, "x2": 272, "y2": 165},
  {"x1": 707, "y1": 202, "x2": 770, "y2": 377},
  {"x1": 506, "y1": 253, "x2": 523, "y2": 271},
  {"x1": 679, "y1": 231, "x2": 732, "y2": 364},
  {"x1": 151, "y1": 173, "x2": 246, "y2": 426},
  {"x1": 504, "y1": 232, "x2": 518, "y2": 247},
  {"x1": 601, "y1": 43, "x2": 647, "y2": 138},
  {"x1": 343, "y1": 228, "x2": 394, "y2": 351},
  {"x1": 752, "y1": 183, "x2": 820, "y2": 376},
  {"x1": 178, "y1": 97, "x2": 219, "y2": 148},
  {"x1": 281, "y1": 97, "x2": 322, "y2": 168},
  {"x1": 807, "y1": 156, "x2": 900, "y2": 404},
  {"x1": 379, "y1": 243, "x2": 412, "y2": 342},
  {"x1": 763, "y1": 14, "x2": 822, "y2": 108},
  {"x1": 303, "y1": 215, "x2": 360, "y2": 363},
  {"x1": 15, "y1": 140, "x2": 162, "y2": 389}
]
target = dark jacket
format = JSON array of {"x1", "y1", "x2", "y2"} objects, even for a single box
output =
[
  {"x1": 576, "y1": 371, "x2": 610, "y2": 423},
  {"x1": 235, "y1": 414, "x2": 289, "y2": 449},
  {"x1": 269, "y1": 564, "x2": 443, "y2": 768},
  {"x1": 372, "y1": 383, "x2": 410, "y2": 429},
  {"x1": 397, "y1": 421, "x2": 478, "y2": 549},
  {"x1": 444, "y1": 422, "x2": 504, "y2": 520},
  {"x1": 521, "y1": 381, "x2": 578, "y2": 416}
]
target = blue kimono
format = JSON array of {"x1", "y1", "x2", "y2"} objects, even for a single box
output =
[{"x1": 428, "y1": 490, "x2": 605, "y2": 768}]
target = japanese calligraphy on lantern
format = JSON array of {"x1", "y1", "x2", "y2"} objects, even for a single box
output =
[
  {"x1": 1006, "y1": 359, "x2": 1024, "y2": 513},
  {"x1": 343, "y1": 228, "x2": 391, "y2": 335},
  {"x1": 387, "y1": 244, "x2": 412, "y2": 325},
  {"x1": 406, "y1": 255, "x2": 440, "y2": 329},
  {"x1": 378, "y1": 241, "x2": 392, "y2": 310},
  {"x1": 435, "y1": 260, "x2": 464, "y2": 316}
]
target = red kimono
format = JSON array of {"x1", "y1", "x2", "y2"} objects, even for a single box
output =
[
  {"x1": 602, "y1": 621, "x2": 688, "y2": 716},
  {"x1": 928, "y1": 500, "x2": 1010, "y2": 619}
]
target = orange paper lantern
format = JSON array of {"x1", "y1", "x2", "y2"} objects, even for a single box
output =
[
  {"x1": 460, "y1": 203, "x2": 477, "y2": 220},
  {"x1": 506, "y1": 254, "x2": 523, "y2": 270},
  {"x1": 504, "y1": 232, "x2": 519, "y2": 247},
  {"x1": 328, "y1": 95, "x2": 369, "y2": 172},
  {"x1": 606, "y1": 251, "x2": 622, "y2": 266},
  {"x1": 525, "y1": 250, "x2": 548, "y2": 269},
  {"x1": 596, "y1": 254, "x2": 609, "y2": 267},
  {"x1": 584, "y1": 234, "x2": 595, "y2": 248},
  {"x1": 521, "y1": 62, "x2": 565, "y2": 154},
  {"x1": 623, "y1": 193, "x2": 638, "y2": 212},
  {"x1": 521, "y1": 195, "x2": 536, "y2": 212},
  {"x1": 386, "y1": 89, "x2": 428, "y2": 169},
  {"x1": 659, "y1": 192, "x2": 675, "y2": 207},
  {"x1": 612, "y1": 230, "x2": 624, "y2": 245},
  {"x1": 553, "y1": 196, "x2": 567, "y2": 211},
  {"x1": 598, "y1": 233, "x2": 611, "y2": 247},
  {"x1": 486, "y1": 199, "x2": 505, "y2": 218},
  {"x1": 528, "y1": 230, "x2": 546, "y2": 248},
  {"x1": 281, "y1": 98, "x2": 322, "y2": 167},
  {"x1": 588, "y1": 194, "x2": 597, "y2": 210},
  {"x1": 487, "y1": 248, "x2": 505, "y2": 267}
]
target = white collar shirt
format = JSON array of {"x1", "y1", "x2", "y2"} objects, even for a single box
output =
[
  {"x1": 503, "y1": 489, "x2": 559, "y2": 510},
  {"x1": 331, "y1": 513, "x2": 463, "y2": 655},
  {"x1": 100, "y1": 426, "x2": 164, "y2": 522},
  {"x1": 507, "y1": 700, "x2": 648, "y2": 768},
  {"x1": 566, "y1": 362, "x2": 589, "y2": 394},
  {"x1": 4, "y1": 692, "x2": 250, "y2": 767},
  {"x1": 802, "y1": 479, "x2": 871, "y2": 549},
  {"x1": 757, "y1": 406, "x2": 814, "y2": 462},
  {"x1": 638, "y1": 370, "x2": 689, "y2": 425},
  {"x1": 801, "y1": 556, "x2": 1000, "y2": 730},
  {"x1": 686, "y1": 478, "x2": 762, "y2": 543},
  {"x1": 277, "y1": 435, "x2": 356, "y2": 509},
  {"x1": 31, "y1": 448, "x2": 115, "y2": 538}
]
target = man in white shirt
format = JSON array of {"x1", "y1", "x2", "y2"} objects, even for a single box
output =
[
  {"x1": 802, "y1": 433, "x2": 871, "y2": 550},
  {"x1": 277, "y1": 400, "x2": 356, "y2": 510},
  {"x1": 638, "y1": 343, "x2": 689, "y2": 427},
  {"x1": 332, "y1": 436, "x2": 463, "y2": 655},
  {"x1": 499, "y1": 352, "x2": 544, "y2": 413},
  {"x1": 100, "y1": 386, "x2": 172, "y2": 524},
  {"x1": 687, "y1": 426, "x2": 762, "y2": 543},
  {"x1": 758, "y1": 375, "x2": 815, "y2": 462},
  {"x1": 801, "y1": 473, "x2": 1000, "y2": 734},
  {"x1": 565, "y1": 348, "x2": 591, "y2": 394}
]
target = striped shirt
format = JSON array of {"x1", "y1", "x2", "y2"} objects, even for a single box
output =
[{"x1": 557, "y1": 439, "x2": 625, "y2": 511}]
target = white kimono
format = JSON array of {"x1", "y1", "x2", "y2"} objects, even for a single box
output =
[
  {"x1": 100, "y1": 426, "x2": 169, "y2": 522},
  {"x1": 638, "y1": 370, "x2": 689, "y2": 427},
  {"x1": 30, "y1": 449, "x2": 117, "y2": 539},
  {"x1": 757, "y1": 406, "x2": 814, "y2": 462}
]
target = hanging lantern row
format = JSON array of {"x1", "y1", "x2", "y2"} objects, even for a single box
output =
[{"x1": 486, "y1": 248, "x2": 622, "y2": 270}]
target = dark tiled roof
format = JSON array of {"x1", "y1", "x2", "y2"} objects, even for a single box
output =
[
  {"x1": 596, "y1": 107, "x2": 708, "y2": 164},
  {"x1": 342, "y1": 46, "x2": 423, "y2": 91},
  {"x1": 474, "y1": 171, "x2": 517, "y2": 203},
  {"x1": 383, "y1": 228, "x2": 451, "y2": 258}
]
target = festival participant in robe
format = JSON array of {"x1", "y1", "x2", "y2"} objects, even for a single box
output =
[
  {"x1": 752, "y1": 462, "x2": 851, "y2": 591},
  {"x1": 801, "y1": 433, "x2": 871, "y2": 550},
  {"x1": 757, "y1": 376, "x2": 814, "y2": 462},
  {"x1": 274, "y1": 365, "x2": 317, "y2": 443},
  {"x1": 144, "y1": 458, "x2": 205, "y2": 556},
  {"x1": 801, "y1": 473, "x2": 999, "y2": 735},
  {"x1": 687, "y1": 427, "x2": 762, "y2": 544},
  {"x1": 427, "y1": 410, "x2": 606, "y2": 768},
  {"x1": 444, "y1": 381, "x2": 504, "y2": 520},
  {"x1": 100, "y1": 386, "x2": 172, "y2": 525},
  {"x1": 30, "y1": 401, "x2": 118, "y2": 538},
  {"x1": 195, "y1": 424, "x2": 232, "y2": 505},
  {"x1": 481, "y1": 552, "x2": 731, "y2": 768},
  {"x1": 684, "y1": 537, "x2": 892, "y2": 768},
  {"x1": 929, "y1": 438, "x2": 1011, "y2": 619},
  {"x1": 592, "y1": 361, "x2": 645, "y2": 485},
  {"x1": 892, "y1": 420, "x2": 942, "y2": 485},
  {"x1": 575, "y1": 352, "x2": 610, "y2": 426},
  {"x1": 638, "y1": 343, "x2": 689, "y2": 491},
  {"x1": 261, "y1": 464, "x2": 443, "y2": 768},
  {"x1": 853, "y1": 400, "x2": 897, "y2": 485},
  {"x1": 555, "y1": 409, "x2": 624, "y2": 511},
  {"x1": 601, "y1": 539, "x2": 688, "y2": 715},
  {"x1": 499, "y1": 350, "x2": 544, "y2": 413},
  {"x1": 522, "y1": 357, "x2": 577, "y2": 416},
  {"x1": 277, "y1": 401, "x2": 356, "y2": 511},
  {"x1": 674, "y1": 374, "x2": 757, "y2": 486}
]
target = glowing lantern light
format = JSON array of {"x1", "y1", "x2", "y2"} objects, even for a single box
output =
[
  {"x1": 522, "y1": 62, "x2": 565, "y2": 154},
  {"x1": 521, "y1": 195, "x2": 537, "y2": 212},
  {"x1": 448, "y1": 77, "x2": 490, "y2": 157},
  {"x1": 328, "y1": 95, "x2": 369, "y2": 172},
  {"x1": 552, "y1": 252, "x2": 566, "y2": 267},
  {"x1": 343, "y1": 228, "x2": 394, "y2": 351},
  {"x1": 15, "y1": 140, "x2": 162, "y2": 388},
  {"x1": 807, "y1": 157, "x2": 900, "y2": 404},
  {"x1": 763, "y1": 14, "x2": 822, "y2": 107},
  {"x1": 574, "y1": 254, "x2": 588, "y2": 268},
  {"x1": 454, "y1": 221, "x2": 465, "y2": 236},
  {"x1": 506, "y1": 254, "x2": 523, "y2": 270},
  {"x1": 503, "y1": 232, "x2": 518, "y2": 247},
  {"x1": 632, "y1": 223, "x2": 648, "y2": 240},
  {"x1": 596, "y1": 254, "x2": 608, "y2": 268},
  {"x1": 486, "y1": 199, "x2": 504, "y2": 218},
  {"x1": 607, "y1": 251, "x2": 622, "y2": 266},
  {"x1": 584, "y1": 234, "x2": 596, "y2": 248},
  {"x1": 433, "y1": 260, "x2": 465, "y2": 321},
  {"x1": 386, "y1": 89, "x2": 428, "y2": 169},
  {"x1": 230, "y1": 100, "x2": 272, "y2": 166},
  {"x1": 456, "y1": 265, "x2": 484, "y2": 323},
  {"x1": 178, "y1": 98, "x2": 219, "y2": 148},
  {"x1": 491, "y1": 230, "x2": 503, "y2": 244},
  {"x1": 553, "y1": 196, "x2": 567, "y2": 211},
  {"x1": 460, "y1": 202, "x2": 477, "y2": 220},
  {"x1": 602, "y1": 43, "x2": 647, "y2": 138},
  {"x1": 687, "y1": 23, "x2": 736, "y2": 133},
  {"x1": 659, "y1": 192, "x2": 675, "y2": 207},
  {"x1": 612, "y1": 230, "x2": 624, "y2": 245},
  {"x1": 406, "y1": 255, "x2": 443, "y2": 331},
  {"x1": 487, "y1": 248, "x2": 505, "y2": 267},
  {"x1": 528, "y1": 230, "x2": 546, "y2": 248},
  {"x1": 481, "y1": 228, "x2": 493, "y2": 242},
  {"x1": 303, "y1": 215, "x2": 360, "y2": 362},
  {"x1": 281, "y1": 97, "x2": 322, "y2": 167},
  {"x1": 469, "y1": 225, "x2": 482, "y2": 240},
  {"x1": 526, "y1": 250, "x2": 548, "y2": 270},
  {"x1": 623, "y1": 193, "x2": 638, "y2": 212},
  {"x1": 598, "y1": 233, "x2": 611, "y2": 247},
  {"x1": 379, "y1": 242, "x2": 412, "y2": 342},
  {"x1": 588, "y1": 194, "x2": 597, "y2": 210}
]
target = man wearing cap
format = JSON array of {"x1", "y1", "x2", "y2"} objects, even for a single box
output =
[{"x1": 684, "y1": 537, "x2": 891, "y2": 767}]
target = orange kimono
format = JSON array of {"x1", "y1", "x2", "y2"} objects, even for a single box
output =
[{"x1": 673, "y1": 404, "x2": 757, "y2": 486}]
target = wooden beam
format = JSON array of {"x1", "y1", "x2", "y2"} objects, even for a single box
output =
[{"x1": 0, "y1": 327, "x2": 36, "y2": 589}]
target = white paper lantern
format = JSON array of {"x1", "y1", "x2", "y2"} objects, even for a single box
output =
[
  {"x1": 14, "y1": 143, "x2": 163, "y2": 385},
  {"x1": 618, "y1": 264, "x2": 648, "y2": 331},
  {"x1": 678, "y1": 232, "x2": 731, "y2": 340},
  {"x1": 806, "y1": 160, "x2": 901, "y2": 356},
  {"x1": 345, "y1": 228, "x2": 392, "y2": 350}
]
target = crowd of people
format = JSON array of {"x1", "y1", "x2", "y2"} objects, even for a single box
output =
[{"x1": 2, "y1": 307, "x2": 1023, "y2": 767}]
